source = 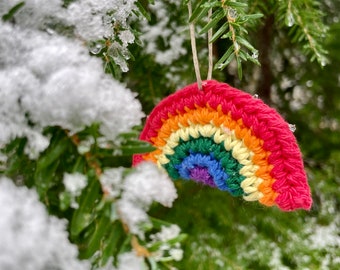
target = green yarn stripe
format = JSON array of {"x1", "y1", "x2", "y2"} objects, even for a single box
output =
[{"x1": 163, "y1": 137, "x2": 245, "y2": 196}]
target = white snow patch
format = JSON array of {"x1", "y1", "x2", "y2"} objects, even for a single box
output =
[
  {"x1": 0, "y1": 22, "x2": 143, "y2": 156},
  {"x1": 140, "y1": 1, "x2": 187, "y2": 65},
  {"x1": 63, "y1": 173, "x2": 88, "y2": 195},
  {"x1": 0, "y1": 0, "x2": 65, "y2": 30},
  {"x1": 0, "y1": 177, "x2": 90, "y2": 270},
  {"x1": 100, "y1": 167, "x2": 125, "y2": 199},
  {"x1": 67, "y1": 0, "x2": 137, "y2": 41},
  {"x1": 115, "y1": 252, "x2": 145, "y2": 270},
  {"x1": 117, "y1": 162, "x2": 177, "y2": 235},
  {"x1": 122, "y1": 162, "x2": 177, "y2": 208},
  {"x1": 150, "y1": 225, "x2": 181, "y2": 242},
  {"x1": 309, "y1": 221, "x2": 340, "y2": 249}
]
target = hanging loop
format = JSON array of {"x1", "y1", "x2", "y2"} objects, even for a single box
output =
[
  {"x1": 188, "y1": 0, "x2": 202, "y2": 90},
  {"x1": 207, "y1": 8, "x2": 213, "y2": 80}
]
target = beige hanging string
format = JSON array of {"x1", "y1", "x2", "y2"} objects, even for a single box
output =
[
  {"x1": 207, "y1": 8, "x2": 213, "y2": 80},
  {"x1": 187, "y1": 0, "x2": 202, "y2": 89},
  {"x1": 188, "y1": 1, "x2": 213, "y2": 89}
]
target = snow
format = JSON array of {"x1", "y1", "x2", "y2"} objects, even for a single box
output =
[
  {"x1": 0, "y1": 172, "x2": 177, "y2": 269},
  {"x1": 309, "y1": 220, "x2": 340, "y2": 249},
  {"x1": 117, "y1": 162, "x2": 178, "y2": 235},
  {"x1": 107, "y1": 41, "x2": 131, "y2": 72},
  {"x1": 117, "y1": 199, "x2": 150, "y2": 234},
  {"x1": 0, "y1": 177, "x2": 90, "y2": 270},
  {"x1": 63, "y1": 172, "x2": 88, "y2": 208},
  {"x1": 99, "y1": 163, "x2": 178, "y2": 236},
  {"x1": 63, "y1": 172, "x2": 88, "y2": 195},
  {"x1": 97, "y1": 252, "x2": 145, "y2": 270},
  {"x1": 148, "y1": 225, "x2": 183, "y2": 261},
  {"x1": 66, "y1": 0, "x2": 138, "y2": 72},
  {"x1": 115, "y1": 252, "x2": 145, "y2": 270},
  {"x1": 0, "y1": 0, "x2": 137, "y2": 42},
  {"x1": 169, "y1": 248, "x2": 184, "y2": 261},
  {"x1": 119, "y1": 30, "x2": 135, "y2": 46},
  {"x1": 140, "y1": 1, "x2": 187, "y2": 65},
  {"x1": 0, "y1": 21, "x2": 143, "y2": 157},
  {"x1": 67, "y1": 0, "x2": 137, "y2": 41},
  {"x1": 150, "y1": 225, "x2": 181, "y2": 242},
  {"x1": 1, "y1": 0, "x2": 138, "y2": 73},
  {"x1": 0, "y1": 0, "x2": 64, "y2": 29},
  {"x1": 122, "y1": 162, "x2": 177, "y2": 207},
  {"x1": 100, "y1": 167, "x2": 125, "y2": 199}
]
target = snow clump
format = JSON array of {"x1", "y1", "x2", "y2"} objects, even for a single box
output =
[
  {"x1": 0, "y1": 177, "x2": 91, "y2": 270},
  {"x1": 0, "y1": 22, "x2": 143, "y2": 157},
  {"x1": 140, "y1": 1, "x2": 187, "y2": 65},
  {"x1": 0, "y1": 0, "x2": 65, "y2": 30},
  {"x1": 117, "y1": 162, "x2": 178, "y2": 235},
  {"x1": 67, "y1": 0, "x2": 137, "y2": 41}
]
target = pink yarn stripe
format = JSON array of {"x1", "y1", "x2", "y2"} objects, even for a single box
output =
[{"x1": 136, "y1": 80, "x2": 312, "y2": 211}]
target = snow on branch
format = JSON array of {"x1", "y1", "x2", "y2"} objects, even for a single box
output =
[{"x1": 0, "y1": 22, "x2": 143, "y2": 158}]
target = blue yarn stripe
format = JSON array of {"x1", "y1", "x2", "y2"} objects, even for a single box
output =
[{"x1": 174, "y1": 153, "x2": 230, "y2": 191}]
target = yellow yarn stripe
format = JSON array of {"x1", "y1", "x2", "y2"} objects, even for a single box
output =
[{"x1": 156, "y1": 123, "x2": 264, "y2": 201}]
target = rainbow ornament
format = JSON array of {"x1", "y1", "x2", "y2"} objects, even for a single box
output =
[{"x1": 133, "y1": 80, "x2": 312, "y2": 211}]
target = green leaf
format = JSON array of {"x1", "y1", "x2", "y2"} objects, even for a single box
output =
[
  {"x1": 118, "y1": 130, "x2": 141, "y2": 140},
  {"x1": 34, "y1": 159, "x2": 59, "y2": 197},
  {"x1": 82, "y1": 214, "x2": 111, "y2": 258},
  {"x1": 227, "y1": 2, "x2": 247, "y2": 8},
  {"x1": 2, "y1": 1, "x2": 25, "y2": 21},
  {"x1": 210, "y1": 22, "x2": 229, "y2": 43},
  {"x1": 243, "y1": 13, "x2": 263, "y2": 20},
  {"x1": 189, "y1": 2, "x2": 210, "y2": 23},
  {"x1": 36, "y1": 136, "x2": 69, "y2": 170},
  {"x1": 3, "y1": 138, "x2": 30, "y2": 176},
  {"x1": 238, "y1": 50, "x2": 248, "y2": 61},
  {"x1": 216, "y1": 52, "x2": 235, "y2": 70},
  {"x1": 215, "y1": 46, "x2": 234, "y2": 68},
  {"x1": 236, "y1": 36, "x2": 256, "y2": 51},
  {"x1": 148, "y1": 233, "x2": 187, "y2": 252},
  {"x1": 199, "y1": 9, "x2": 226, "y2": 34},
  {"x1": 59, "y1": 191, "x2": 72, "y2": 211},
  {"x1": 33, "y1": 131, "x2": 69, "y2": 196},
  {"x1": 71, "y1": 176, "x2": 101, "y2": 237},
  {"x1": 189, "y1": 0, "x2": 202, "y2": 21},
  {"x1": 100, "y1": 221, "x2": 126, "y2": 266},
  {"x1": 237, "y1": 57, "x2": 243, "y2": 80},
  {"x1": 150, "y1": 217, "x2": 176, "y2": 230},
  {"x1": 221, "y1": 31, "x2": 232, "y2": 39},
  {"x1": 135, "y1": 1, "x2": 151, "y2": 21},
  {"x1": 119, "y1": 143, "x2": 155, "y2": 155},
  {"x1": 247, "y1": 53, "x2": 260, "y2": 65}
]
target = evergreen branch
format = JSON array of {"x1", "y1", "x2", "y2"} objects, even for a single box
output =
[
  {"x1": 282, "y1": 0, "x2": 329, "y2": 66},
  {"x1": 226, "y1": 6, "x2": 239, "y2": 57},
  {"x1": 219, "y1": 0, "x2": 262, "y2": 79},
  {"x1": 190, "y1": 0, "x2": 262, "y2": 79},
  {"x1": 295, "y1": 13, "x2": 324, "y2": 64}
]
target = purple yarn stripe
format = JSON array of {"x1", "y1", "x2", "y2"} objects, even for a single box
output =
[{"x1": 189, "y1": 166, "x2": 216, "y2": 187}]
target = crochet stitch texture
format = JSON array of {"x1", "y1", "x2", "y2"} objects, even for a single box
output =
[{"x1": 133, "y1": 80, "x2": 312, "y2": 211}]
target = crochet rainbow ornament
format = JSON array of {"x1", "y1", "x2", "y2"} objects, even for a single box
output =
[{"x1": 133, "y1": 80, "x2": 312, "y2": 211}]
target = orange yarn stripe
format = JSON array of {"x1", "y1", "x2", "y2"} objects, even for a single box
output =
[{"x1": 144, "y1": 105, "x2": 278, "y2": 206}]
